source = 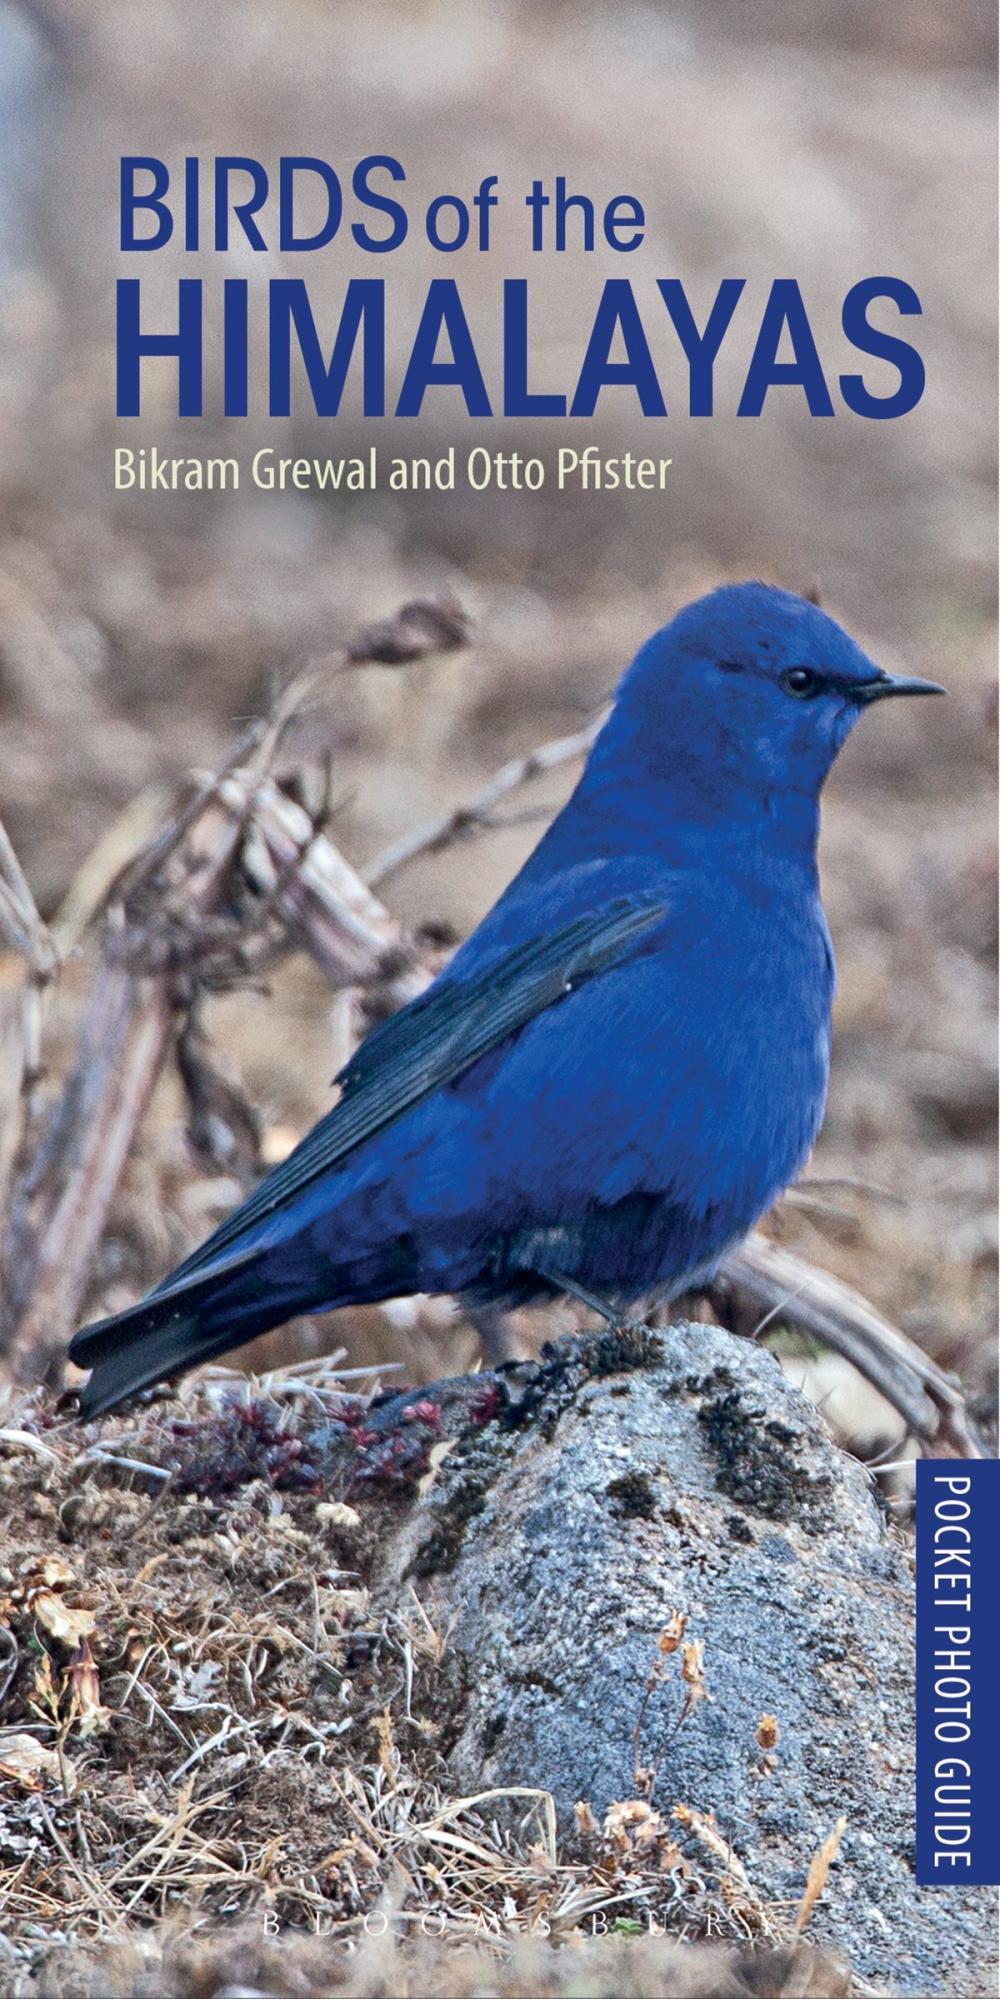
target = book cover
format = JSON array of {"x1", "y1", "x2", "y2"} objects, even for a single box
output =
[{"x1": 0, "y1": 3, "x2": 995, "y2": 1995}]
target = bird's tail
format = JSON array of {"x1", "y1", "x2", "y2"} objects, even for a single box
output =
[{"x1": 69, "y1": 1255, "x2": 307, "y2": 1419}]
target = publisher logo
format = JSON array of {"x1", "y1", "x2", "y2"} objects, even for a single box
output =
[{"x1": 915, "y1": 1460, "x2": 1000, "y2": 1885}]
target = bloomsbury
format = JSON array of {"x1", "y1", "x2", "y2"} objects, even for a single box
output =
[{"x1": 116, "y1": 154, "x2": 926, "y2": 422}]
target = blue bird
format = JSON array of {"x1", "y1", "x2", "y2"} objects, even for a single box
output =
[{"x1": 69, "y1": 583, "x2": 942, "y2": 1417}]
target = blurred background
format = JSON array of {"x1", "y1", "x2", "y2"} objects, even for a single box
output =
[{"x1": 0, "y1": 0, "x2": 995, "y2": 1432}]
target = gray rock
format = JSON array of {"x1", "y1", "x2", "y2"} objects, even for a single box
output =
[{"x1": 374, "y1": 1320, "x2": 996, "y2": 1997}]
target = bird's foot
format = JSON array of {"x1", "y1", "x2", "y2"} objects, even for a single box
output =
[
  {"x1": 589, "y1": 1316, "x2": 664, "y2": 1373},
  {"x1": 535, "y1": 1261, "x2": 658, "y2": 1341},
  {"x1": 532, "y1": 1263, "x2": 663, "y2": 1374}
]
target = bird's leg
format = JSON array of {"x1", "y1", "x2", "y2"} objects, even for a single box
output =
[
  {"x1": 470, "y1": 1272, "x2": 653, "y2": 1372},
  {"x1": 534, "y1": 1263, "x2": 651, "y2": 1336},
  {"x1": 536, "y1": 1264, "x2": 616, "y2": 1324}
]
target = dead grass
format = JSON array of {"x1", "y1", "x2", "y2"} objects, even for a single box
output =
[
  {"x1": 0, "y1": 1360, "x2": 858, "y2": 1995},
  {"x1": 19, "y1": 1928, "x2": 856, "y2": 1999}
]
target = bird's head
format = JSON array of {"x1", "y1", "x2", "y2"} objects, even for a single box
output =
[{"x1": 602, "y1": 583, "x2": 943, "y2": 825}]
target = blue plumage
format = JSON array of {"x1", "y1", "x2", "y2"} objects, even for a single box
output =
[{"x1": 70, "y1": 583, "x2": 943, "y2": 1415}]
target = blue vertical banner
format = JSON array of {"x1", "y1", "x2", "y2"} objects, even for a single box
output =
[{"x1": 916, "y1": 1459, "x2": 1000, "y2": 1885}]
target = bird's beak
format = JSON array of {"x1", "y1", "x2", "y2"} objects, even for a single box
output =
[{"x1": 853, "y1": 671, "x2": 946, "y2": 704}]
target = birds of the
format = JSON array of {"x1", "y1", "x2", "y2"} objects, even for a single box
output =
[{"x1": 69, "y1": 582, "x2": 943, "y2": 1418}]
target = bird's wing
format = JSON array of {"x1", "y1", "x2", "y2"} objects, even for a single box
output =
[{"x1": 148, "y1": 895, "x2": 665, "y2": 1305}]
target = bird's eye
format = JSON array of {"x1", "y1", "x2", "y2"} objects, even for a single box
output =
[{"x1": 781, "y1": 667, "x2": 821, "y2": 698}]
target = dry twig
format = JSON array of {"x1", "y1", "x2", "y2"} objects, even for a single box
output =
[
  {"x1": 717, "y1": 1233, "x2": 986, "y2": 1459},
  {"x1": 0, "y1": 806, "x2": 244, "y2": 1384},
  {"x1": 0, "y1": 600, "x2": 464, "y2": 1384},
  {"x1": 0, "y1": 812, "x2": 60, "y2": 1210},
  {"x1": 365, "y1": 712, "x2": 606, "y2": 889}
]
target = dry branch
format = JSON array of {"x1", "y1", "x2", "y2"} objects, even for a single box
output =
[
  {"x1": 0, "y1": 808, "x2": 245, "y2": 1385},
  {"x1": 716, "y1": 1232, "x2": 987, "y2": 1459},
  {"x1": 365, "y1": 712, "x2": 606, "y2": 889},
  {"x1": 216, "y1": 774, "x2": 429, "y2": 1010},
  {"x1": 0, "y1": 600, "x2": 464, "y2": 1385},
  {"x1": 0, "y1": 812, "x2": 60, "y2": 1216}
]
